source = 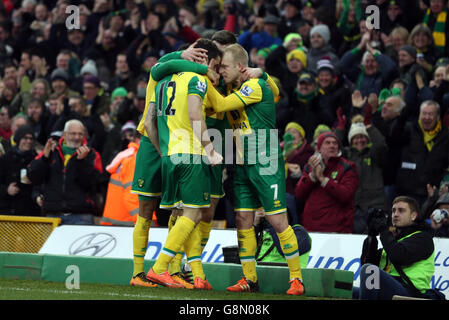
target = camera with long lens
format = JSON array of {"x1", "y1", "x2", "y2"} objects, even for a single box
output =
[{"x1": 367, "y1": 207, "x2": 389, "y2": 236}]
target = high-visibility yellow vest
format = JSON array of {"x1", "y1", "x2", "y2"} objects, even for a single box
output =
[{"x1": 379, "y1": 231, "x2": 434, "y2": 293}]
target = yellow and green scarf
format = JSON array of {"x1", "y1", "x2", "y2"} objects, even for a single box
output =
[
  {"x1": 61, "y1": 142, "x2": 76, "y2": 167},
  {"x1": 423, "y1": 8, "x2": 447, "y2": 54},
  {"x1": 419, "y1": 119, "x2": 442, "y2": 152}
]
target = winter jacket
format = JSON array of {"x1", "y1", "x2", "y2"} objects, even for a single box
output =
[
  {"x1": 278, "y1": 92, "x2": 333, "y2": 144},
  {"x1": 27, "y1": 137, "x2": 103, "y2": 215},
  {"x1": 337, "y1": 125, "x2": 388, "y2": 212},
  {"x1": 238, "y1": 30, "x2": 282, "y2": 52},
  {"x1": 391, "y1": 116, "x2": 449, "y2": 200},
  {"x1": 361, "y1": 223, "x2": 435, "y2": 293},
  {"x1": 371, "y1": 113, "x2": 403, "y2": 186},
  {"x1": 0, "y1": 147, "x2": 41, "y2": 215},
  {"x1": 295, "y1": 155, "x2": 359, "y2": 233},
  {"x1": 306, "y1": 45, "x2": 339, "y2": 73},
  {"x1": 101, "y1": 141, "x2": 139, "y2": 226},
  {"x1": 51, "y1": 102, "x2": 107, "y2": 153},
  {"x1": 284, "y1": 142, "x2": 314, "y2": 195},
  {"x1": 337, "y1": 48, "x2": 398, "y2": 97},
  {"x1": 318, "y1": 76, "x2": 353, "y2": 125}
]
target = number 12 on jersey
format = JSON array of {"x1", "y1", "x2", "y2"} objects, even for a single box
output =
[{"x1": 157, "y1": 80, "x2": 177, "y2": 116}]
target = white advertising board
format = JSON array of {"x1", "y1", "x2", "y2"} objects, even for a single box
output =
[{"x1": 39, "y1": 225, "x2": 449, "y2": 297}]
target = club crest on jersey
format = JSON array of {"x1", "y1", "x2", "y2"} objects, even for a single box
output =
[
  {"x1": 196, "y1": 80, "x2": 207, "y2": 93},
  {"x1": 240, "y1": 85, "x2": 253, "y2": 97},
  {"x1": 138, "y1": 178, "x2": 145, "y2": 188}
]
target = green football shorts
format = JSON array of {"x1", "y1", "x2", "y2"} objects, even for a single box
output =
[
  {"x1": 233, "y1": 155, "x2": 286, "y2": 215},
  {"x1": 160, "y1": 154, "x2": 211, "y2": 209},
  {"x1": 209, "y1": 164, "x2": 225, "y2": 199},
  {"x1": 131, "y1": 136, "x2": 162, "y2": 198}
]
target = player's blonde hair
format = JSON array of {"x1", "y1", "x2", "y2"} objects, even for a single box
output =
[{"x1": 223, "y1": 44, "x2": 249, "y2": 67}]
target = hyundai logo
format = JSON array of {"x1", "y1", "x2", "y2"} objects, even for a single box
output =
[{"x1": 69, "y1": 233, "x2": 117, "y2": 257}]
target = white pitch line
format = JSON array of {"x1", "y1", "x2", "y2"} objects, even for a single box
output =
[{"x1": 0, "y1": 286, "x2": 207, "y2": 300}]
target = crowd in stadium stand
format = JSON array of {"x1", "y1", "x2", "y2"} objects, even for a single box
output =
[{"x1": 0, "y1": 0, "x2": 449, "y2": 237}]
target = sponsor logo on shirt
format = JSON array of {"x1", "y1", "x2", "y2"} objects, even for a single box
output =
[
  {"x1": 196, "y1": 80, "x2": 207, "y2": 93},
  {"x1": 240, "y1": 85, "x2": 253, "y2": 97}
]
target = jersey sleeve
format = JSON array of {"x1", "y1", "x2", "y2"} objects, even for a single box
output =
[
  {"x1": 151, "y1": 59, "x2": 208, "y2": 81},
  {"x1": 208, "y1": 80, "x2": 259, "y2": 113},
  {"x1": 137, "y1": 75, "x2": 157, "y2": 136},
  {"x1": 158, "y1": 51, "x2": 182, "y2": 63},
  {"x1": 231, "y1": 79, "x2": 263, "y2": 107},
  {"x1": 264, "y1": 73, "x2": 279, "y2": 98},
  {"x1": 187, "y1": 75, "x2": 208, "y2": 100}
]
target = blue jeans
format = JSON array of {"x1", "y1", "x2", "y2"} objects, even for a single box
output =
[
  {"x1": 46, "y1": 213, "x2": 94, "y2": 225},
  {"x1": 352, "y1": 264, "x2": 411, "y2": 300}
]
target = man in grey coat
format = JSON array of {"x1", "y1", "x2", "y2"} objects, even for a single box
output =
[{"x1": 336, "y1": 119, "x2": 388, "y2": 234}]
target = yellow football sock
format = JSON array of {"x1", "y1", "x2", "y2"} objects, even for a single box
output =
[
  {"x1": 167, "y1": 213, "x2": 183, "y2": 275},
  {"x1": 152, "y1": 216, "x2": 195, "y2": 275},
  {"x1": 168, "y1": 214, "x2": 178, "y2": 230},
  {"x1": 198, "y1": 221, "x2": 212, "y2": 251},
  {"x1": 168, "y1": 249, "x2": 184, "y2": 275},
  {"x1": 277, "y1": 225, "x2": 302, "y2": 280},
  {"x1": 184, "y1": 225, "x2": 205, "y2": 280},
  {"x1": 132, "y1": 215, "x2": 152, "y2": 277},
  {"x1": 237, "y1": 227, "x2": 258, "y2": 283}
]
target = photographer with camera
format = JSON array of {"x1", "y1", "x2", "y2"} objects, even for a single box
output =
[{"x1": 354, "y1": 196, "x2": 442, "y2": 300}]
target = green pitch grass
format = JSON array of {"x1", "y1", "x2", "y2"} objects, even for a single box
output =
[{"x1": 0, "y1": 279, "x2": 327, "y2": 300}]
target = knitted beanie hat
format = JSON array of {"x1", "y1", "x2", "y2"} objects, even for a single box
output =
[
  {"x1": 14, "y1": 125, "x2": 34, "y2": 144},
  {"x1": 348, "y1": 122, "x2": 369, "y2": 144},
  {"x1": 285, "y1": 122, "x2": 306, "y2": 139},
  {"x1": 80, "y1": 60, "x2": 98, "y2": 77},
  {"x1": 286, "y1": 49, "x2": 307, "y2": 68},
  {"x1": 316, "y1": 131, "x2": 340, "y2": 150},
  {"x1": 310, "y1": 24, "x2": 331, "y2": 45}
]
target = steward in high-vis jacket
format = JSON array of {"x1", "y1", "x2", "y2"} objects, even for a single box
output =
[
  {"x1": 101, "y1": 140, "x2": 140, "y2": 226},
  {"x1": 354, "y1": 196, "x2": 438, "y2": 300}
]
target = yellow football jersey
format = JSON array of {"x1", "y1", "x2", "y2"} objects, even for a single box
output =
[{"x1": 151, "y1": 72, "x2": 209, "y2": 156}]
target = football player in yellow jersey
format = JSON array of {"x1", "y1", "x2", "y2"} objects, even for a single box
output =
[
  {"x1": 217, "y1": 44, "x2": 305, "y2": 296},
  {"x1": 149, "y1": 46, "x2": 285, "y2": 287},
  {"x1": 145, "y1": 39, "x2": 223, "y2": 290},
  {"x1": 129, "y1": 44, "x2": 211, "y2": 288},
  {"x1": 158, "y1": 32, "x2": 239, "y2": 283}
]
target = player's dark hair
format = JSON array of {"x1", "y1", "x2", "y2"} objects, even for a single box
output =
[
  {"x1": 211, "y1": 30, "x2": 237, "y2": 45},
  {"x1": 194, "y1": 38, "x2": 221, "y2": 61},
  {"x1": 178, "y1": 43, "x2": 190, "y2": 51}
]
